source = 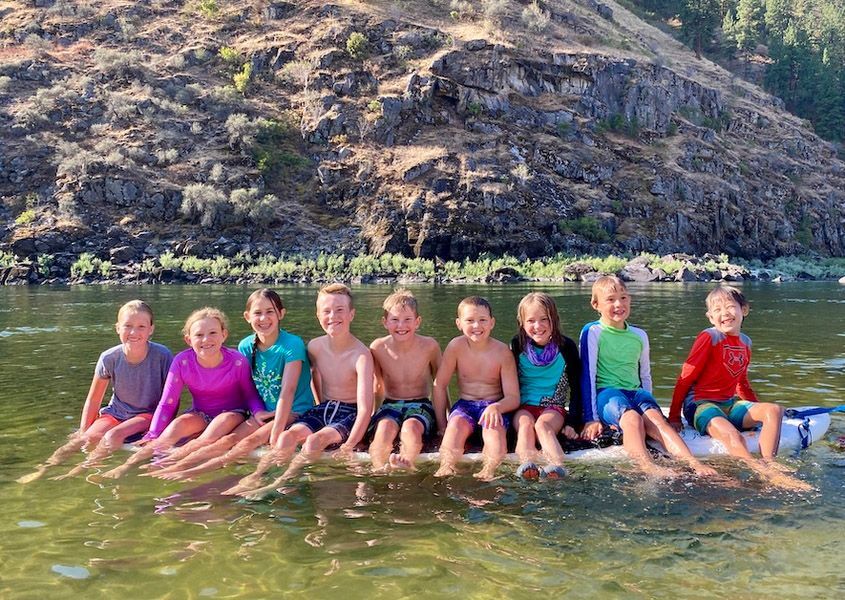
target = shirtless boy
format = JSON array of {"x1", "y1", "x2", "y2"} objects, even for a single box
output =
[
  {"x1": 433, "y1": 296, "x2": 520, "y2": 480},
  {"x1": 225, "y1": 283, "x2": 374, "y2": 497},
  {"x1": 368, "y1": 289, "x2": 442, "y2": 471}
]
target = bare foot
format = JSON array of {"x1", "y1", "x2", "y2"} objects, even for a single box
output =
[
  {"x1": 434, "y1": 464, "x2": 456, "y2": 478},
  {"x1": 388, "y1": 453, "x2": 415, "y2": 471},
  {"x1": 762, "y1": 460, "x2": 796, "y2": 475},
  {"x1": 642, "y1": 463, "x2": 678, "y2": 480},
  {"x1": 690, "y1": 461, "x2": 720, "y2": 478},
  {"x1": 766, "y1": 469, "x2": 813, "y2": 492},
  {"x1": 100, "y1": 465, "x2": 130, "y2": 479},
  {"x1": 473, "y1": 465, "x2": 499, "y2": 481},
  {"x1": 16, "y1": 467, "x2": 49, "y2": 484}
]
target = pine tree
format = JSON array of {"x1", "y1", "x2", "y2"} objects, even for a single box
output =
[
  {"x1": 764, "y1": 0, "x2": 792, "y2": 35},
  {"x1": 681, "y1": 0, "x2": 721, "y2": 58}
]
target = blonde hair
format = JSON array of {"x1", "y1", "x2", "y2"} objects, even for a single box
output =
[
  {"x1": 382, "y1": 288, "x2": 418, "y2": 317},
  {"x1": 117, "y1": 299, "x2": 154, "y2": 324},
  {"x1": 590, "y1": 275, "x2": 628, "y2": 305},
  {"x1": 706, "y1": 285, "x2": 749, "y2": 312},
  {"x1": 317, "y1": 283, "x2": 354, "y2": 309},
  {"x1": 182, "y1": 307, "x2": 229, "y2": 336},
  {"x1": 516, "y1": 292, "x2": 564, "y2": 348},
  {"x1": 457, "y1": 296, "x2": 493, "y2": 318}
]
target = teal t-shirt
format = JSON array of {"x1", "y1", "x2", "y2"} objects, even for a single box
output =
[
  {"x1": 238, "y1": 330, "x2": 313, "y2": 415},
  {"x1": 517, "y1": 351, "x2": 565, "y2": 406}
]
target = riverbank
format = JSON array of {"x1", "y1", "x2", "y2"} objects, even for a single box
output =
[{"x1": 2, "y1": 250, "x2": 844, "y2": 286}]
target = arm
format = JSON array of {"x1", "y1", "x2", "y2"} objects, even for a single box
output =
[
  {"x1": 145, "y1": 362, "x2": 184, "y2": 440},
  {"x1": 239, "y1": 357, "x2": 265, "y2": 417},
  {"x1": 736, "y1": 348, "x2": 758, "y2": 402},
  {"x1": 579, "y1": 325, "x2": 603, "y2": 438},
  {"x1": 340, "y1": 350, "x2": 375, "y2": 451},
  {"x1": 308, "y1": 343, "x2": 323, "y2": 404},
  {"x1": 562, "y1": 336, "x2": 583, "y2": 431},
  {"x1": 269, "y1": 359, "x2": 303, "y2": 444},
  {"x1": 433, "y1": 342, "x2": 458, "y2": 434},
  {"x1": 370, "y1": 342, "x2": 385, "y2": 406},
  {"x1": 479, "y1": 348, "x2": 520, "y2": 428},
  {"x1": 78, "y1": 376, "x2": 111, "y2": 432},
  {"x1": 428, "y1": 339, "x2": 443, "y2": 397},
  {"x1": 669, "y1": 332, "x2": 710, "y2": 424},
  {"x1": 636, "y1": 328, "x2": 653, "y2": 394}
]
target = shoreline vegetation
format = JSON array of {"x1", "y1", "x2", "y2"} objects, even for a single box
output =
[{"x1": 2, "y1": 250, "x2": 844, "y2": 286}]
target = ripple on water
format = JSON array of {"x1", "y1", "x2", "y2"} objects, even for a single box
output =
[{"x1": 17, "y1": 521, "x2": 46, "y2": 528}]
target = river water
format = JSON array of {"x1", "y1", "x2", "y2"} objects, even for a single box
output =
[{"x1": 1, "y1": 283, "x2": 843, "y2": 598}]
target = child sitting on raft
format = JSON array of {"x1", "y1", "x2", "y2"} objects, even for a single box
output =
[
  {"x1": 367, "y1": 289, "x2": 442, "y2": 471},
  {"x1": 102, "y1": 307, "x2": 263, "y2": 478},
  {"x1": 510, "y1": 292, "x2": 582, "y2": 480},
  {"x1": 670, "y1": 285, "x2": 810, "y2": 490},
  {"x1": 18, "y1": 300, "x2": 172, "y2": 483},
  {"x1": 434, "y1": 296, "x2": 520, "y2": 480},
  {"x1": 225, "y1": 283, "x2": 374, "y2": 497},
  {"x1": 149, "y1": 289, "x2": 314, "y2": 481},
  {"x1": 579, "y1": 276, "x2": 717, "y2": 479}
]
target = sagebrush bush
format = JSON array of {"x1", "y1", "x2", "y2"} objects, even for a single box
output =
[
  {"x1": 277, "y1": 60, "x2": 313, "y2": 88},
  {"x1": 346, "y1": 32, "x2": 368, "y2": 59},
  {"x1": 521, "y1": 1, "x2": 550, "y2": 32},
  {"x1": 180, "y1": 183, "x2": 230, "y2": 228}
]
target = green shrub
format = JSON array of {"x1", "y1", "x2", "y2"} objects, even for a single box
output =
[
  {"x1": 36, "y1": 254, "x2": 54, "y2": 276},
  {"x1": 521, "y1": 1, "x2": 550, "y2": 32},
  {"x1": 70, "y1": 253, "x2": 98, "y2": 278},
  {"x1": 233, "y1": 63, "x2": 252, "y2": 94},
  {"x1": 0, "y1": 251, "x2": 15, "y2": 268},
  {"x1": 158, "y1": 251, "x2": 181, "y2": 270},
  {"x1": 346, "y1": 32, "x2": 368, "y2": 59},
  {"x1": 559, "y1": 216, "x2": 611, "y2": 243},
  {"x1": 218, "y1": 46, "x2": 241, "y2": 66},
  {"x1": 467, "y1": 101, "x2": 483, "y2": 117},
  {"x1": 14, "y1": 209, "x2": 36, "y2": 226},
  {"x1": 197, "y1": 0, "x2": 219, "y2": 18}
]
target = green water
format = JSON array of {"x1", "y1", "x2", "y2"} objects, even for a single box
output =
[{"x1": 1, "y1": 283, "x2": 844, "y2": 598}]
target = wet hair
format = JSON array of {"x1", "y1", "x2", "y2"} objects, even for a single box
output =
[
  {"x1": 182, "y1": 307, "x2": 229, "y2": 337},
  {"x1": 590, "y1": 275, "x2": 628, "y2": 306},
  {"x1": 382, "y1": 288, "x2": 418, "y2": 318},
  {"x1": 706, "y1": 285, "x2": 749, "y2": 313},
  {"x1": 245, "y1": 288, "x2": 285, "y2": 371},
  {"x1": 516, "y1": 292, "x2": 565, "y2": 349},
  {"x1": 457, "y1": 296, "x2": 493, "y2": 318},
  {"x1": 317, "y1": 282, "x2": 354, "y2": 309},
  {"x1": 117, "y1": 299, "x2": 154, "y2": 325}
]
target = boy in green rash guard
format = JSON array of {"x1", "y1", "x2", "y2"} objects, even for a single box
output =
[{"x1": 579, "y1": 276, "x2": 717, "y2": 479}]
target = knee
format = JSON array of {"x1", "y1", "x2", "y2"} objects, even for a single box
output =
[
  {"x1": 619, "y1": 410, "x2": 643, "y2": 430},
  {"x1": 401, "y1": 419, "x2": 424, "y2": 437},
  {"x1": 301, "y1": 434, "x2": 324, "y2": 455},
  {"x1": 100, "y1": 431, "x2": 122, "y2": 450},
  {"x1": 763, "y1": 403, "x2": 784, "y2": 422}
]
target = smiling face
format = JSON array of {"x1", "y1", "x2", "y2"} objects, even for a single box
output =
[
  {"x1": 244, "y1": 296, "x2": 284, "y2": 341},
  {"x1": 592, "y1": 286, "x2": 630, "y2": 329},
  {"x1": 185, "y1": 316, "x2": 227, "y2": 363},
  {"x1": 383, "y1": 305, "x2": 421, "y2": 342},
  {"x1": 706, "y1": 295, "x2": 747, "y2": 336},
  {"x1": 116, "y1": 310, "x2": 154, "y2": 352},
  {"x1": 456, "y1": 303, "x2": 494, "y2": 343},
  {"x1": 316, "y1": 292, "x2": 355, "y2": 337},
  {"x1": 521, "y1": 301, "x2": 552, "y2": 346}
]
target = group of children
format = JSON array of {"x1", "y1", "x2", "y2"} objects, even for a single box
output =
[{"x1": 20, "y1": 277, "x2": 810, "y2": 494}]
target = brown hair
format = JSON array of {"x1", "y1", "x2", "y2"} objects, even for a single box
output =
[
  {"x1": 706, "y1": 285, "x2": 749, "y2": 313},
  {"x1": 117, "y1": 300, "x2": 154, "y2": 324},
  {"x1": 182, "y1": 307, "x2": 229, "y2": 336},
  {"x1": 516, "y1": 292, "x2": 565, "y2": 349},
  {"x1": 246, "y1": 288, "x2": 285, "y2": 314},
  {"x1": 317, "y1": 282, "x2": 354, "y2": 309},
  {"x1": 382, "y1": 288, "x2": 418, "y2": 317},
  {"x1": 590, "y1": 275, "x2": 628, "y2": 306},
  {"x1": 457, "y1": 296, "x2": 493, "y2": 318}
]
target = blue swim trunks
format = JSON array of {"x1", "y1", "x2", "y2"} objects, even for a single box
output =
[
  {"x1": 448, "y1": 399, "x2": 511, "y2": 432},
  {"x1": 596, "y1": 387, "x2": 660, "y2": 428},
  {"x1": 683, "y1": 397, "x2": 754, "y2": 435},
  {"x1": 294, "y1": 400, "x2": 358, "y2": 442},
  {"x1": 371, "y1": 398, "x2": 436, "y2": 437}
]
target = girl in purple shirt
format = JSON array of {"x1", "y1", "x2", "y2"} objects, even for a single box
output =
[{"x1": 103, "y1": 307, "x2": 261, "y2": 479}]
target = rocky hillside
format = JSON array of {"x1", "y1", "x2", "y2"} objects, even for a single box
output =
[{"x1": 1, "y1": 0, "x2": 843, "y2": 265}]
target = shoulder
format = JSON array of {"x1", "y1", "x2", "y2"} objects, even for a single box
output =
[
  {"x1": 701, "y1": 327, "x2": 725, "y2": 345},
  {"x1": 98, "y1": 344, "x2": 123, "y2": 362},
  {"x1": 223, "y1": 346, "x2": 249, "y2": 367},
  {"x1": 627, "y1": 324, "x2": 649, "y2": 342},
  {"x1": 560, "y1": 335, "x2": 578, "y2": 353},
  {"x1": 369, "y1": 335, "x2": 390, "y2": 351},
  {"x1": 148, "y1": 341, "x2": 173, "y2": 358},
  {"x1": 444, "y1": 335, "x2": 465, "y2": 351},
  {"x1": 739, "y1": 332, "x2": 752, "y2": 347},
  {"x1": 307, "y1": 336, "x2": 327, "y2": 352},
  {"x1": 172, "y1": 348, "x2": 195, "y2": 366},
  {"x1": 579, "y1": 321, "x2": 600, "y2": 337},
  {"x1": 278, "y1": 329, "x2": 305, "y2": 347},
  {"x1": 237, "y1": 334, "x2": 256, "y2": 353}
]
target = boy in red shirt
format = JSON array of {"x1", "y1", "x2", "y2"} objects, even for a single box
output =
[{"x1": 670, "y1": 285, "x2": 809, "y2": 490}]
